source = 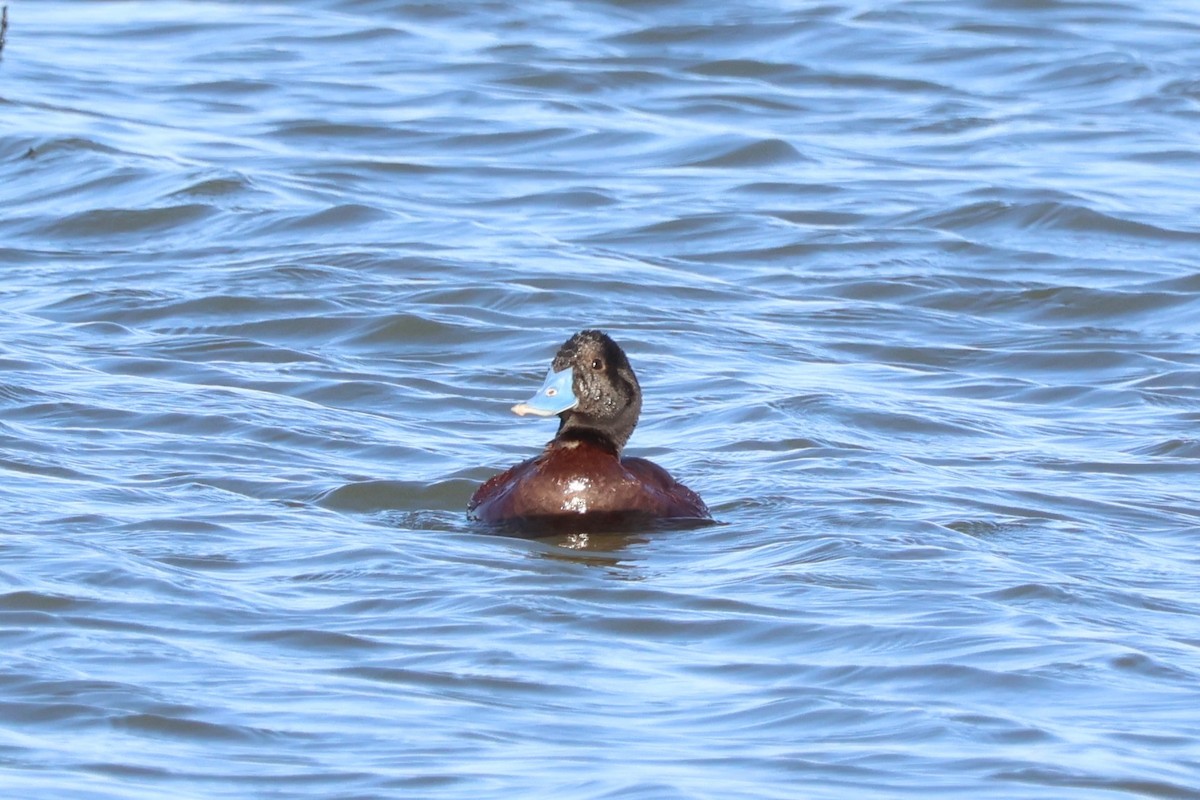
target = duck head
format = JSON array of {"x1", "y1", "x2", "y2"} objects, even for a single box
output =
[{"x1": 511, "y1": 329, "x2": 642, "y2": 453}]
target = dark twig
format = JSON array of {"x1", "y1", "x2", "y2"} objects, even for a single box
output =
[{"x1": 0, "y1": 7, "x2": 8, "y2": 60}]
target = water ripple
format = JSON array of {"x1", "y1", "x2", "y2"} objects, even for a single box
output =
[{"x1": 2, "y1": 0, "x2": 1200, "y2": 798}]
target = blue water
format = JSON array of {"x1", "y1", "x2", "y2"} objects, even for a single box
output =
[{"x1": 2, "y1": 1, "x2": 1199, "y2": 797}]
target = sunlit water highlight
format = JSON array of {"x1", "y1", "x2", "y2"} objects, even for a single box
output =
[{"x1": 2, "y1": 1, "x2": 1199, "y2": 798}]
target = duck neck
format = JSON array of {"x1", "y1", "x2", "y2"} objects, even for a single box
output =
[{"x1": 554, "y1": 412, "x2": 632, "y2": 456}]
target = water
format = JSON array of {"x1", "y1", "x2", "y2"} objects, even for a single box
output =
[{"x1": 2, "y1": 1, "x2": 1199, "y2": 797}]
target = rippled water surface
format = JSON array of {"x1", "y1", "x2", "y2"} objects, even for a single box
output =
[{"x1": 3, "y1": 1, "x2": 1200, "y2": 797}]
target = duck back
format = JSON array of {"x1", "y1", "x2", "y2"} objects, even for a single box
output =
[{"x1": 468, "y1": 440, "x2": 708, "y2": 524}]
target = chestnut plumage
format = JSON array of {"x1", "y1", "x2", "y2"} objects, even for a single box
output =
[{"x1": 468, "y1": 330, "x2": 710, "y2": 527}]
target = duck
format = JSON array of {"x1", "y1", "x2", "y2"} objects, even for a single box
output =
[{"x1": 468, "y1": 330, "x2": 710, "y2": 527}]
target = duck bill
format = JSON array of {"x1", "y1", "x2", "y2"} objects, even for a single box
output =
[{"x1": 511, "y1": 367, "x2": 578, "y2": 417}]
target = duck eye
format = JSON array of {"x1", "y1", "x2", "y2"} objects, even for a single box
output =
[
  {"x1": 545, "y1": 388, "x2": 557, "y2": 397},
  {"x1": 591, "y1": 358, "x2": 604, "y2": 371}
]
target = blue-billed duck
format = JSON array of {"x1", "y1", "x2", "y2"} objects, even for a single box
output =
[{"x1": 468, "y1": 330, "x2": 710, "y2": 526}]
